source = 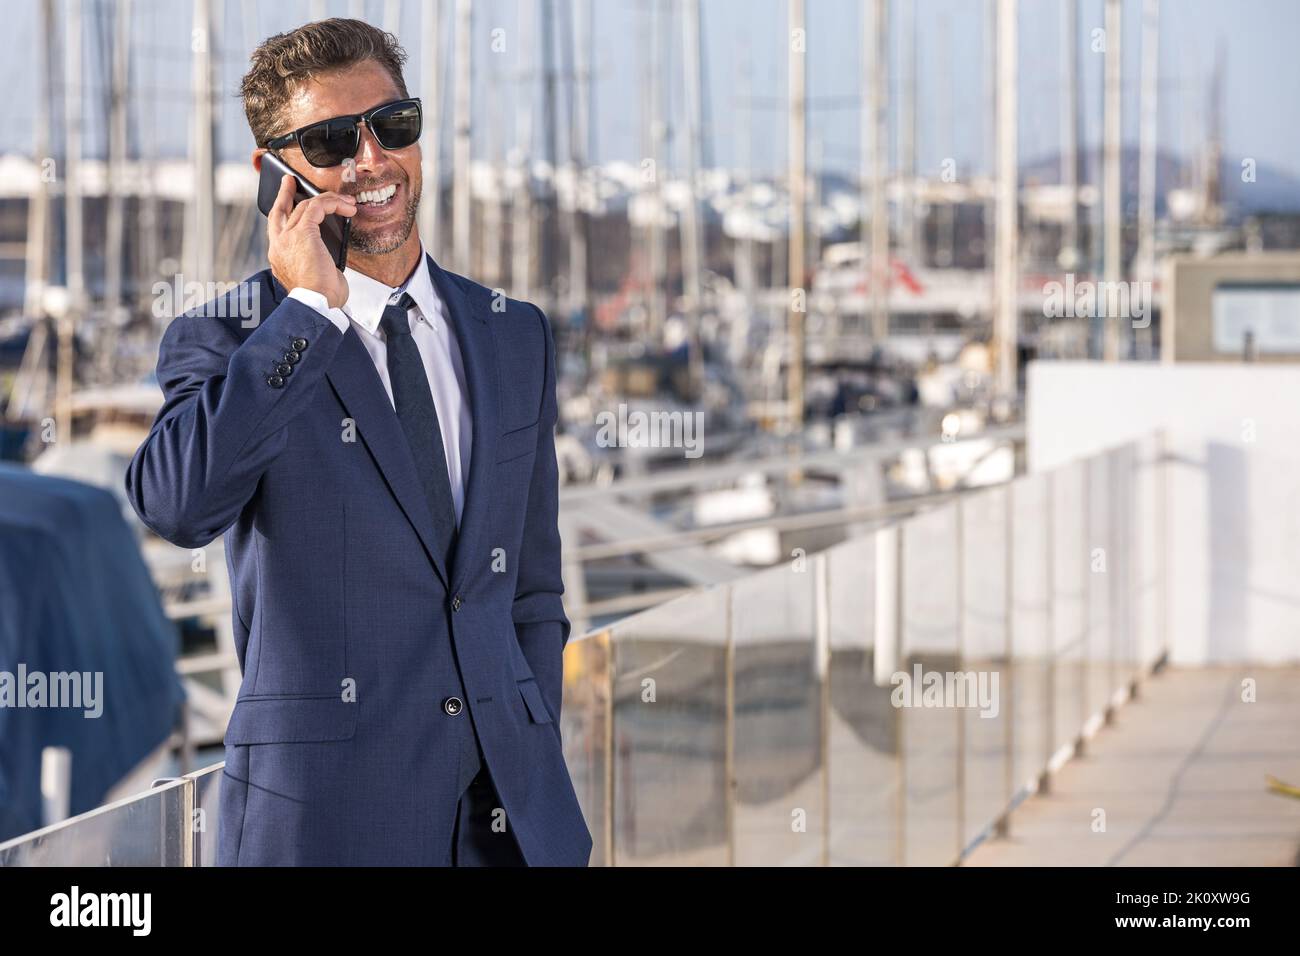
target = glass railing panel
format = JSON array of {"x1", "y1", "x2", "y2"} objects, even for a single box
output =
[
  {"x1": 187, "y1": 762, "x2": 223, "y2": 867},
  {"x1": 1108, "y1": 443, "x2": 1140, "y2": 692},
  {"x1": 900, "y1": 502, "x2": 961, "y2": 866},
  {"x1": 609, "y1": 587, "x2": 730, "y2": 866},
  {"x1": 958, "y1": 484, "x2": 1011, "y2": 850},
  {"x1": 1050, "y1": 460, "x2": 1089, "y2": 759},
  {"x1": 730, "y1": 560, "x2": 820, "y2": 866},
  {"x1": 1134, "y1": 433, "x2": 1166, "y2": 671},
  {"x1": 1010, "y1": 472, "x2": 1051, "y2": 795},
  {"x1": 0, "y1": 778, "x2": 189, "y2": 866},
  {"x1": 825, "y1": 534, "x2": 898, "y2": 865},
  {"x1": 562, "y1": 628, "x2": 612, "y2": 866},
  {"x1": 1085, "y1": 452, "x2": 1115, "y2": 721}
]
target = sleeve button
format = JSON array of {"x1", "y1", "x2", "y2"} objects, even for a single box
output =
[
  {"x1": 266, "y1": 374, "x2": 285, "y2": 388},
  {"x1": 291, "y1": 337, "x2": 308, "y2": 351},
  {"x1": 275, "y1": 363, "x2": 293, "y2": 376}
]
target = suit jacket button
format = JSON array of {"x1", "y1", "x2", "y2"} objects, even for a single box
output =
[
  {"x1": 282, "y1": 350, "x2": 301, "y2": 365},
  {"x1": 443, "y1": 696, "x2": 463, "y2": 716},
  {"x1": 266, "y1": 374, "x2": 284, "y2": 388},
  {"x1": 275, "y1": 362, "x2": 293, "y2": 376},
  {"x1": 292, "y1": 337, "x2": 308, "y2": 351},
  {"x1": 451, "y1": 595, "x2": 463, "y2": 612}
]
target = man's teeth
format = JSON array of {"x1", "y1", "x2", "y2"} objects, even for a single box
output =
[{"x1": 356, "y1": 184, "x2": 397, "y2": 205}]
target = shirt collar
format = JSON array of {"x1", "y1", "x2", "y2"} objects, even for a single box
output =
[{"x1": 340, "y1": 242, "x2": 443, "y2": 335}]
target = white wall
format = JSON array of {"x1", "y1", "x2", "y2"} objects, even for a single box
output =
[{"x1": 1027, "y1": 361, "x2": 1300, "y2": 665}]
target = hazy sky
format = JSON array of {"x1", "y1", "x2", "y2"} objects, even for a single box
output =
[{"x1": 2, "y1": 0, "x2": 1298, "y2": 183}]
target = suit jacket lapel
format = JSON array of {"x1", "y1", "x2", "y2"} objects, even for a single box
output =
[
  {"x1": 269, "y1": 261, "x2": 499, "y2": 598},
  {"x1": 425, "y1": 253, "x2": 500, "y2": 600},
  {"x1": 265, "y1": 275, "x2": 451, "y2": 591},
  {"x1": 325, "y1": 327, "x2": 453, "y2": 591}
]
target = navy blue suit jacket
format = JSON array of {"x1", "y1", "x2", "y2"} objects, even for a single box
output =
[{"x1": 124, "y1": 254, "x2": 592, "y2": 865}]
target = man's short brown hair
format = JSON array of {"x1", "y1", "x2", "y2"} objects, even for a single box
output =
[{"x1": 240, "y1": 18, "x2": 410, "y2": 148}]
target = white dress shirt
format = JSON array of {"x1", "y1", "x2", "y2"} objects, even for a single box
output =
[{"x1": 287, "y1": 245, "x2": 472, "y2": 525}]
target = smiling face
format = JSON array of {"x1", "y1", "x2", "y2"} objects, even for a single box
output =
[{"x1": 258, "y1": 59, "x2": 423, "y2": 264}]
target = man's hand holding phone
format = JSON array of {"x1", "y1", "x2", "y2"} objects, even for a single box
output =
[{"x1": 266, "y1": 173, "x2": 356, "y2": 310}]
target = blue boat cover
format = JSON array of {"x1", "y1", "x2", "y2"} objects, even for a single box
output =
[{"x1": 0, "y1": 464, "x2": 184, "y2": 842}]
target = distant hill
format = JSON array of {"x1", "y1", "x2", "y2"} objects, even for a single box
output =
[
  {"x1": 814, "y1": 149, "x2": 1300, "y2": 218},
  {"x1": 1021, "y1": 147, "x2": 1300, "y2": 216}
]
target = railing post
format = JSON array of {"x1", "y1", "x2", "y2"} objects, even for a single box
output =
[
  {"x1": 815, "y1": 554, "x2": 831, "y2": 867},
  {"x1": 1126, "y1": 443, "x2": 1141, "y2": 700},
  {"x1": 1158, "y1": 429, "x2": 1169, "y2": 665},
  {"x1": 603, "y1": 630, "x2": 615, "y2": 868},
  {"x1": 955, "y1": 497, "x2": 966, "y2": 863},
  {"x1": 996, "y1": 481, "x2": 1014, "y2": 838},
  {"x1": 40, "y1": 746, "x2": 72, "y2": 829},
  {"x1": 874, "y1": 525, "x2": 905, "y2": 865},
  {"x1": 895, "y1": 524, "x2": 905, "y2": 866},
  {"x1": 1077, "y1": 459, "x2": 1091, "y2": 757},
  {"x1": 1105, "y1": 449, "x2": 1118, "y2": 725},
  {"x1": 183, "y1": 775, "x2": 196, "y2": 867},
  {"x1": 724, "y1": 583, "x2": 736, "y2": 868},
  {"x1": 1041, "y1": 472, "x2": 1056, "y2": 795},
  {"x1": 148, "y1": 775, "x2": 194, "y2": 866}
]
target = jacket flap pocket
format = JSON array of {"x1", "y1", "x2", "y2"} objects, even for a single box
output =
[
  {"x1": 224, "y1": 695, "x2": 359, "y2": 745},
  {"x1": 517, "y1": 679, "x2": 553, "y2": 724},
  {"x1": 495, "y1": 422, "x2": 539, "y2": 463}
]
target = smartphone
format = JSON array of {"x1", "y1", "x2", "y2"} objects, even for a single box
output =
[{"x1": 256, "y1": 151, "x2": 351, "y2": 271}]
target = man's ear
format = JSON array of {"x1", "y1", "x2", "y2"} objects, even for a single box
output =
[{"x1": 251, "y1": 147, "x2": 267, "y2": 172}]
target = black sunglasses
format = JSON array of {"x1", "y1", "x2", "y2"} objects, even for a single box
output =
[{"x1": 266, "y1": 97, "x2": 423, "y2": 168}]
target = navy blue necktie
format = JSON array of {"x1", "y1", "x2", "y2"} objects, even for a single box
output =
[{"x1": 380, "y1": 292, "x2": 458, "y2": 567}]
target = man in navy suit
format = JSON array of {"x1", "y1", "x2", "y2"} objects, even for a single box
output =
[{"x1": 125, "y1": 18, "x2": 592, "y2": 866}]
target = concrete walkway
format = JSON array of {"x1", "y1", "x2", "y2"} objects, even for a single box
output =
[{"x1": 965, "y1": 666, "x2": 1300, "y2": 866}]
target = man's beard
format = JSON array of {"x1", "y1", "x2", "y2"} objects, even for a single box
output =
[{"x1": 348, "y1": 178, "x2": 421, "y2": 256}]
